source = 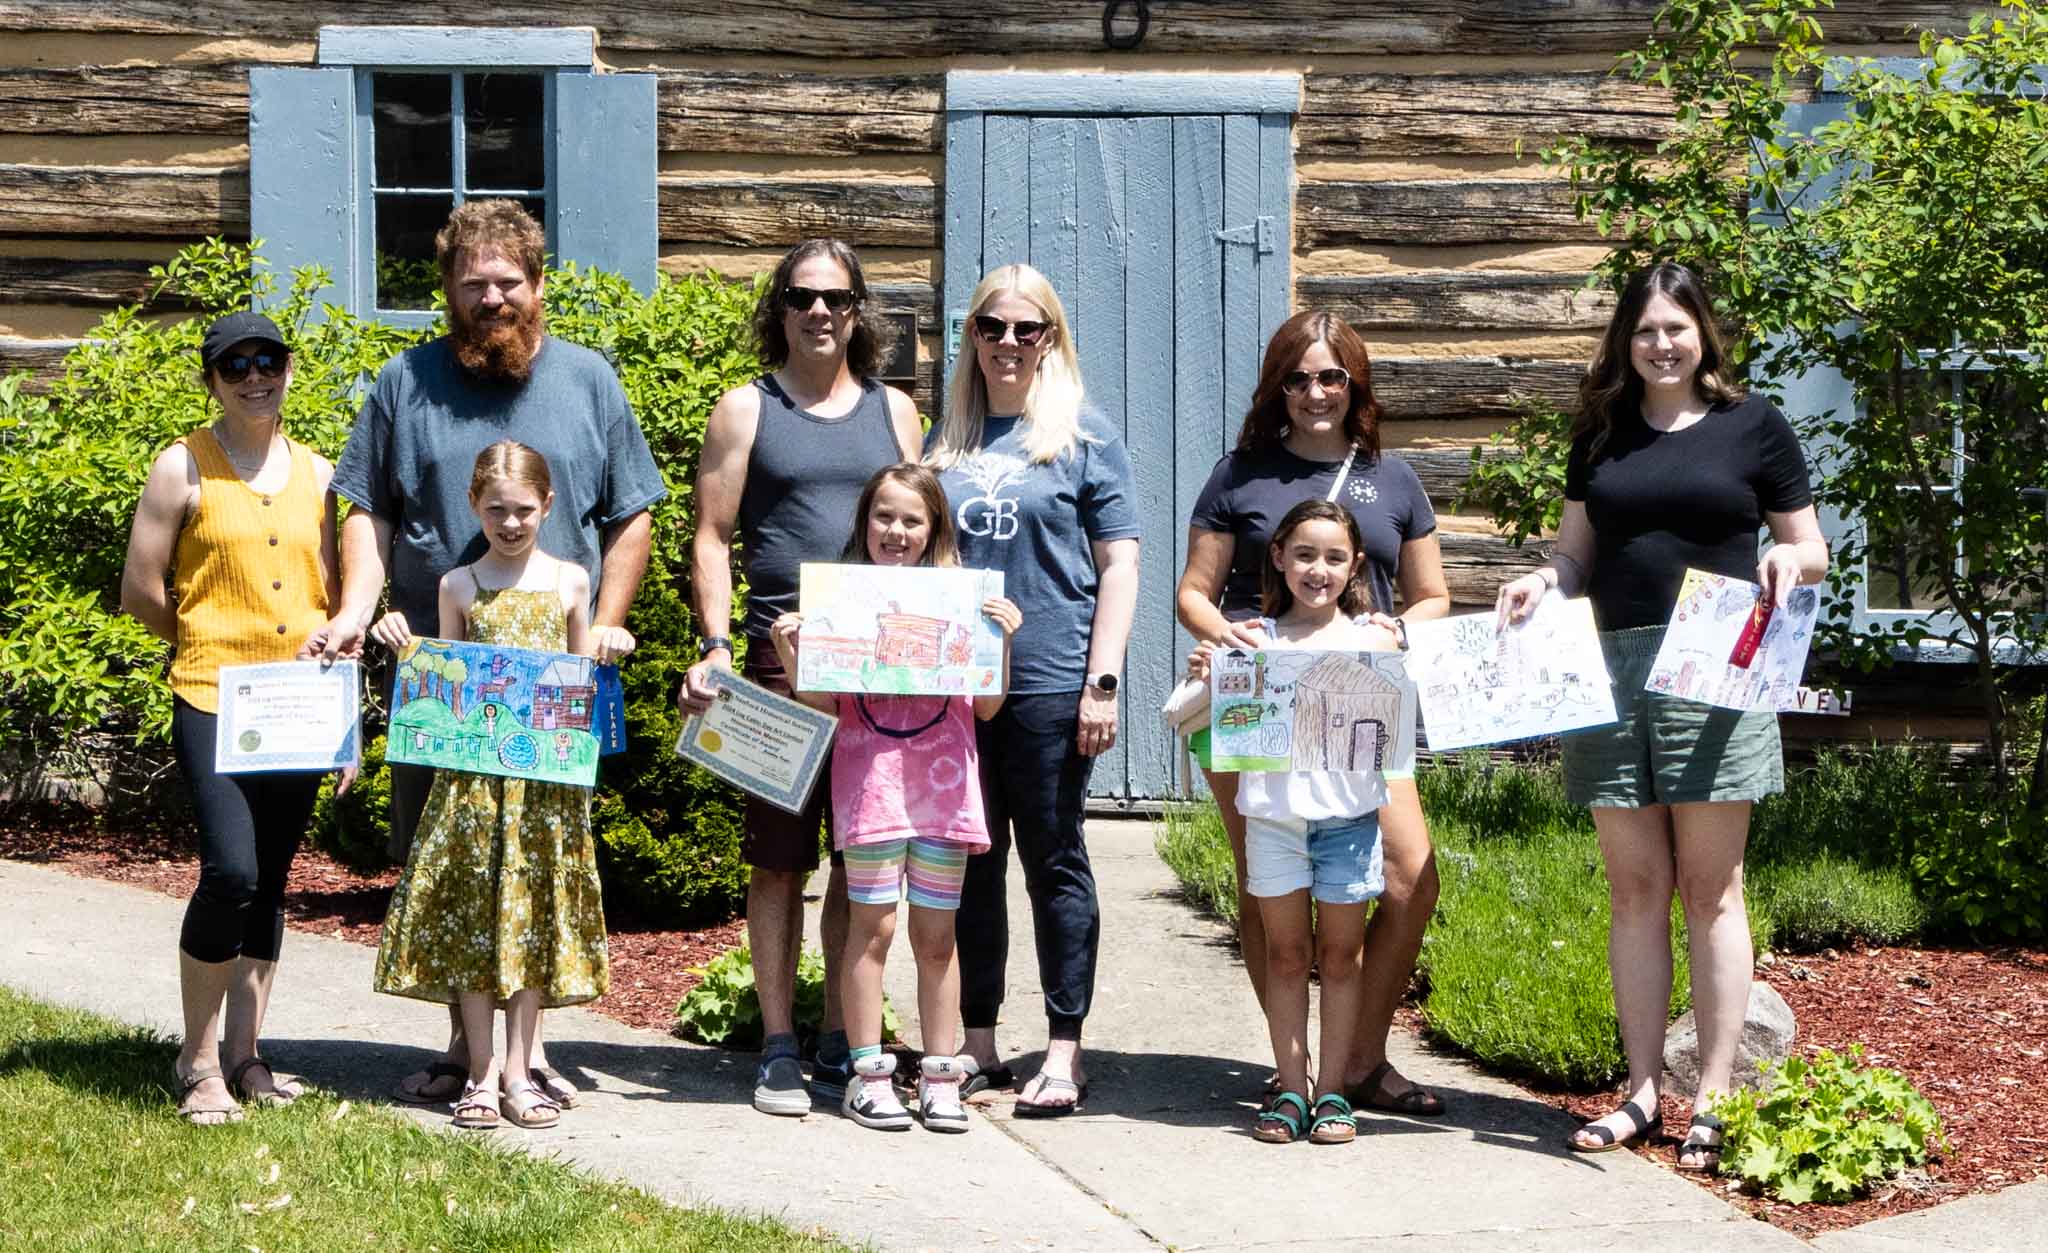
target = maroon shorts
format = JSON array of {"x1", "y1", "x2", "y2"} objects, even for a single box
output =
[{"x1": 740, "y1": 648, "x2": 833, "y2": 873}]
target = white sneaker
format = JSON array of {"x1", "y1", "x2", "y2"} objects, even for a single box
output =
[
  {"x1": 917, "y1": 1055, "x2": 971, "y2": 1133},
  {"x1": 842, "y1": 1054, "x2": 911, "y2": 1131}
]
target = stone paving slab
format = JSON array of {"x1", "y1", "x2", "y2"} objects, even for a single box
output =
[{"x1": 1808, "y1": 1178, "x2": 2048, "y2": 1253}]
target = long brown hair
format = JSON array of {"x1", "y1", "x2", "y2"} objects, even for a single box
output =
[
  {"x1": 1575, "y1": 261, "x2": 1745, "y2": 457},
  {"x1": 1260, "y1": 499, "x2": 1376, "y2": 619},
  {"x1": 842, "y1": 462, "x2": 960, "y2": 568},
  {"x1": 1235, "y1": 311, "x2": 1383, "y2": 460},
  {"x1": 752, "y1": 238, "x2": 897, "y2": 378}
]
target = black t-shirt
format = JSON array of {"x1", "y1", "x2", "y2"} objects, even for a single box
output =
[
  {"x1": 1189, "y1": 446, "x2": 1437, "y2": 618},
  {"x1": 1565, "y1": 392, "x2": 1814, "y2": 630}
]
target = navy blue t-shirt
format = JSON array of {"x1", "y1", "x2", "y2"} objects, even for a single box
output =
[
  {"x1": 1189, "y1": 446, "x2": 1437, "y2": 619},
  {"x1": 931, "y1": 412, "x2": 1141, "y2": 693}
]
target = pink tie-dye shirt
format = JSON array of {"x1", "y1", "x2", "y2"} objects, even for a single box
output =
[{"x1": 830, "y1": 694, "x2": 992, "y2": 851}]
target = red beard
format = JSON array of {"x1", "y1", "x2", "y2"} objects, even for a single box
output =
[{"x1": 451, "y1": 300, "x2": 545, "y2": 383}]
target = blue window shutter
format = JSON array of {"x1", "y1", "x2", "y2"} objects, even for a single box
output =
[
  {"x1": 249, "y1": 67, "x2": 356, "y2": 315},
  {"x1": 553, "y1": 72, "x2": 658, "y2": 294}
]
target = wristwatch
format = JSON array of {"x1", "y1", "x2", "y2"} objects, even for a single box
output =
[
  {"x1": 1088, "y1": 672, "x2": 1119, "y2": 694},
  {"x1": 697, "y1": 635, "x2": 733, "y2": 657}
]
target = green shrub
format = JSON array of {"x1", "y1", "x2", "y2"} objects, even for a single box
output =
[
  {"x1": 1153, "y1": 801, "x2": 1240, "y2": 925},
  {"x1": 1715, "y1": 1046, "x2": 1946, "y2": 1205},
  {"x1": 1416, "y1": 751, "x2": 1590, "y2": 839},
  {"x1": 1904, "y1": 806, "x2": 2048, "y2": 941},
  {"x1": 310, "y1": 734, "x2": 393, "y2": 870},
  {"x1": 674, "y1": 943, "x2": 898, "y2": 1050},
  {"x1": 1748, "y1": 853, "x2": 1928, "y2": 952}
]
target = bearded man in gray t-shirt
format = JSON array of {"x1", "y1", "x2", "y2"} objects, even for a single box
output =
[{"x1": 310, "y1": 200, "x2": 665, "y2": 1113}]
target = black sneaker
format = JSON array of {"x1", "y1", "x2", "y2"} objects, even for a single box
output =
[
  {"x1": 753, "y1": 1053, "x2": 810, "y2": 1117},
  {"x1": 809, "y1": 1052, "x2": 853, "y2": 1104}
]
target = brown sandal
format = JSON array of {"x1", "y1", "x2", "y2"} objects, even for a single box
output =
[
  {"x1": 229, "y1": 1056, "x2": 303, "y2": 1107},
  {"x1": 1347, "y1": 1060, "x2": 1446, "y2": 1118},
  {"x1": 175, "y1": 1066, "x2": 244, "y2": 1126}
]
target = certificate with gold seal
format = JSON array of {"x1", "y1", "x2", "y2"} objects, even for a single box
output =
[
  {"x1": 215, "y1": 660, "x2": 361, "y2": 773},
  {"x1": 675, "y1": 669, "x2": 837, "y2": 814}
]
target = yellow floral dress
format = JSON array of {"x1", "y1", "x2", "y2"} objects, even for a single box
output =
[{"x1": 374, "y1": 584, "x2": 608, "y2": 1007}]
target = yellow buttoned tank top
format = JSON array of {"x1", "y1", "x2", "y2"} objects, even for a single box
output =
[{"x1": 168, "y1": 428, "x2": 332, "y2": 712}]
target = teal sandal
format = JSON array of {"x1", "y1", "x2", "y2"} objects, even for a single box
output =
[
  {"x1": 1253, "y1": 1090, "x2": 1310, "y2": 1143},
  {"x1": 1307, "y1": 1093, "x2": 1358, "y2": 1145}
]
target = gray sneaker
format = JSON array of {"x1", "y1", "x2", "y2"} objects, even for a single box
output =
[{"x1": 753, "y1": 1053, "x2": 810, "y2": 1117}]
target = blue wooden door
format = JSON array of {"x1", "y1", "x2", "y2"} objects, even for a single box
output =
[{"x1": 946, "y1": 108, "x2": 1292, "y2": 801}]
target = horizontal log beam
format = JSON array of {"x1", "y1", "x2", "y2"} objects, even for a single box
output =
[
  {"x1": 0, "y1": 337, "x2": 77, "y2": 389},
  {"x1": 1400, "y1": 446, "x2": 1504, "y2": 504},
  {"x1": 1373, "y1": 355, "x2": 1581, "y2": 418},
  {"x1": 0, "y1": 2, "x2": 1972, "y2": 56},
  {"x1": 658, "y1": 69, "x2": 938, "y2": 156},
  {"x1": 0, "y1": 165, "x2": 247, "y2": 238},
  {"x1": 1300, "y1": 70, "x2": 1673, "y2": 157},
  {"x1": 1438, "y1": 529, "x2": 1545, "y2": 607},
  {"x1": 0, "y1": 65, "x2": 247, "y2": 136},
  {"x1": 0, "y1": 256, "x2": 192, "y2": 308},
  {"x1": 658, "y1": 177, "x2": 936, "y2": 248},
  {"x1": 1302, "y1": 271, "x2": 1612, "y2": 332},
  {"x1": 1299, "y1": 179, "x2": 1601, "y2": 247}
]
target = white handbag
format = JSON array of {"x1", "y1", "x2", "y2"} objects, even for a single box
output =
[{"x1": 1159, "y1": 675, "x2": 1210, "y2": 737}]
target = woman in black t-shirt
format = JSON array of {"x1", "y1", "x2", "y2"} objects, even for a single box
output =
[
  {"x1": 1498, "y1": 262, "x2": 1828, "y2": 1170},
  {"x1": 1177, "y1": 310, "x2": 1453, "y2": 1117}
]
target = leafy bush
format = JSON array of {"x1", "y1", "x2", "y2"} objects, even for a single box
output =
[
  {"x1": 0, "y1": 240, "x2": 769, "y2": 925},
  {"x1": 310, "y1": 734, "x2": 393, "y2": 871},
  {"x1": 1715, "y1": 1046, "x2": 1946, "y2": 1205},
  {"x1": 1903, "y1": 807, "x2": 2048, "y2": 941},
  {"x1": 674, "y1": 943, "x2": 898, "y2": 1050},
  {"x1": 1747, "y1": 853, "x2": 1927, "y2": 952},
  {"x1": 1416, "y1": 750, "x2": 1590, "y2": 839},
  {"x1": 1153, "y1": 801, "x2": 1240, "y2": 925}
]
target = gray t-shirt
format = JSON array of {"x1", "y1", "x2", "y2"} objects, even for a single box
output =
[
  {"x1": 932, "y1": 411, "x2": 1141, "y2": 694},
  {"x1": 330, "y1": 336, "x2": 667, "y2": 631},
  {"x1": 1189, "y1": 446, "x2": 1437, "y2": 619}
]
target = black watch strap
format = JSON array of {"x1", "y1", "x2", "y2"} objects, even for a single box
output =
[{"x1": 698, "y1": 635, "x2": 733, "y2": 657}]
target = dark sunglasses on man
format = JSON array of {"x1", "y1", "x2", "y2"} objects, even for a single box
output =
[
  {"x1": 972, "y1": 315, "x2": 1050, "y2": 347},
  {"x1": 782, "y1": 285, "x2": 858, "y2": 314},
  {"x1": 214, "y1": 350, "x2": 289, "y2": 384},
  {"x1": 1279, "y1": 367, "x2": 1350, "y2": 396}
]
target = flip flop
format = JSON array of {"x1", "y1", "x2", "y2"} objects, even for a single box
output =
[
  {"x1": 174, "y1": 1066, "x2": 244, "y2": 1126},
  {"x1": 529, "y1": 1066, "x2": 578, "y2": 1109},
  {"x1": 1347, "y1": 1060, "x2": 1446, "y2": 1118},
  {"x1": 395, "y1": 1061, "x2": 468, "y2": 1106},
  {"x1": 1014, "y1": 1072, "x2": 1087, "y2": 1118},
  {"x1": 960, "y1": 1061, "x2": 1015, "y2": 1099},
  {"x1": 228, "y1": 1056, "x2": 304, "y2": 1108}
]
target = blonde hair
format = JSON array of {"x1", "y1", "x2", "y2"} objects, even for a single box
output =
[
  {"x1": 469, "y1": 439, "x2": 553, "y2": 503},
  {"x1": 927, "y1": 264, "x2": 1092, "y2": 468}
]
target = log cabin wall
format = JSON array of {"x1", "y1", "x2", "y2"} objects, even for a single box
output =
[{"x1": 0, "y1": 3, "x2": 1978, "y2": 618}]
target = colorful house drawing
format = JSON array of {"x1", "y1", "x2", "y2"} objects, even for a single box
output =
[
  {"x1": 533, "y1": 657, "x2": 596, "y2": 731},
  {"x1": 874, "y1": 609, "x2": 949, "y2": 668},
  {"x1": 1292, "y1": 655, "x2": 1405, "y2": 772},
  {"x1": 807, "y1": 635, "x2": 875, "y2": 669}
]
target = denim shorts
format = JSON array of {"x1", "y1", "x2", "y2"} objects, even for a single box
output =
[
  {"x1": 1243, "y1": 810, "x2": 1385, "y2": 904},
  {"x1": 1561, "y1": 625, "x2": 1785, "y2": 808}
]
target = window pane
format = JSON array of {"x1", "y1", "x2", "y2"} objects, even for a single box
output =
[
  {"x1": 372, "y1": 73, "x2": 453, "y2": 190},
  {"x1": 1864, "y1": 501, "x2": 1955, "y2": 612},
  {"x1": 514, "y1": 196, "x2": 548, "y2": 238},
  {"x1": 1868, "y1": 370, "x2": 1959, "y2": 490},
  {"x1": 465, "y1": 73, "x2": 545, "y2": 191},
  {"x1": 374, "y1": 193, "x2": 454, "y2": 310}
]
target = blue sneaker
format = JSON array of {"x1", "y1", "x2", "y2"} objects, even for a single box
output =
[
  {"x1": 809, "y1": 1052, "x2": 853, "y2": 1104},
  {"x1": 753, "y1": 1053, "x2": 810, "y2": 1117}
]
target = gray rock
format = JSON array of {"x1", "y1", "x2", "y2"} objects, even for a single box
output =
[{"x1": 1663, "y1": 979, "x2": 1797, "y2": 1094}]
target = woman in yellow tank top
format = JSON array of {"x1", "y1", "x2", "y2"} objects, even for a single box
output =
[{"x1": 119, "y1": 311, "x2": 347, "y2": 1125}]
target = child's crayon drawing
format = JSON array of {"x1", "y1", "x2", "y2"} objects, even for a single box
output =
[
  {"x1": 386, "y1": 638, "x2": 626, "y2": 785},
  {"x1": 797, "y1": 563, "x2": 1005, "y2": 695},
  {"x1": 1644, "y1": 569, "x2": 1821, "y2": 711},
  {"x1": 1403, "y1": 597, "x2": 1617, "y2": 750},
  {"x1": 1209, "y1": 648, "x2": 1417, "y2": 774}
]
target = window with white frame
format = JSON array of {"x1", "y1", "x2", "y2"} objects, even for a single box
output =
[{"x1": 248, "y1": 26, "x2": 657, "y2": 327}]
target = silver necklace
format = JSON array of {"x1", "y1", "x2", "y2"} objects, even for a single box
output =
[{"x1": 215, "y1": 426, "x2": 275, "y2": 476}]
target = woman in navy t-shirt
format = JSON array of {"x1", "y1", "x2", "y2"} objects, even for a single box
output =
[
  {"x1": 1177, "y1": 310, "x2": 1453, "y2": 1117},
  {"x1": 1498, "y1": 262, "x2": 1827, "y2": 1170}
]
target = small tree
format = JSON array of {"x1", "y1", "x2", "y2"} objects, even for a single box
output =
[{"x1": 1471, "y1": 0, "x2": 2048, "y2": 800}]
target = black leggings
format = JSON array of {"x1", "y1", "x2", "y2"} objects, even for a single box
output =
[{"x1": 171, "y1": 698, "x2": 320, "y2": 964}]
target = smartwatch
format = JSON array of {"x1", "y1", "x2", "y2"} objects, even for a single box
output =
[
  {"x1": 1088, "y1": 672, "x2": 1119, "y2": 694},
  {"x1": 697, "y1": 635, "x2": 733, "y2": 657}
]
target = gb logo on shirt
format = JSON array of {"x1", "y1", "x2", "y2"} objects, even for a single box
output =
[{"x1": 956, "y1": 452, "x2": 1027, "y2": 541}]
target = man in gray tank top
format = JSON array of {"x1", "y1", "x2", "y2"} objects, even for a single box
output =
[{"x1": 679, "y1": 239, "x2": 919, "y2": 1116}]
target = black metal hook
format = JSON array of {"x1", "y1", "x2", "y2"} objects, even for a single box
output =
[{"x1": 1102, "y1": 0, "x2": 1151, "y2": 51}]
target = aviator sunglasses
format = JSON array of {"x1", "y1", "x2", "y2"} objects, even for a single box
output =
[
  {"x1": 214, "y1": 349, "x2": 289, "y2": 384},
  {"x1": 972, "y1": 315, "x2": 1051, "y2": 346},
  {"x1": 1279, "y1": 367, "x2": 1351, "y2": 396},
  {"x1": 782, "y1": 285, "x2": 859, "y2": 313}
]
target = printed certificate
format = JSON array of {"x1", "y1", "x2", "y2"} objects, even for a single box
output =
[
  {"x1": 215, "y1": 660, "x2": 361, "y2": 774},
  {"x1": 676, "y1": 669, "x2": 837, "y2": 814}
]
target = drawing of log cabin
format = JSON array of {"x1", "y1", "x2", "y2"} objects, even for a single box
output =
[
  {"x1": 533, "y1": 657, "x2": 596, "y2": 731},
  {"x1": 874, "y1": 610, "x2": 949, "y2": 668},
  {"x1": 1292, "y1": 655, "x2": 1406, "y2": 772}
]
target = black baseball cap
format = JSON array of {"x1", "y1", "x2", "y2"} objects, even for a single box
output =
[{"x1": 199, "y1": 311, "x2": 289, "y2": 369}]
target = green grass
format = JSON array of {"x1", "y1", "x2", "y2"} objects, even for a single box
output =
[
  {"x1": 0, "y1": 985, "x2": 849, "y2": 1253},
  {"x1": 1155, "y1": 801, "x2": 1241, "y2": 925}
]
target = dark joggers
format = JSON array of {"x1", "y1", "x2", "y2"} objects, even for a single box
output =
[
  {"x1": 956, "y1": 690, "x2": 1100, "y2": 1041},
  {"x1": 171, "y1": 698, "x2": 320, "y2": 964}
]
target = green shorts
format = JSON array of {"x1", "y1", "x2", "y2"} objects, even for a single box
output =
[
  {"x1": 1187, "y1": 727, "x2": 1415, "y2": 783},
  {"x1": 1561, "y1": 625, "x2": 1784, "y2": 808}
]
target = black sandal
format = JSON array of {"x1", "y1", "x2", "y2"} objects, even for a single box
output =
[
  {"x1": 1567, "y1": 1097, "x2": 1662, "y2": 1153},
  {"x1": 1676, "y1": 1112, "x2": 1725, "y2": 1172}
]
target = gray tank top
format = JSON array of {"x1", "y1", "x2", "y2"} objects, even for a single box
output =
[{"x1": 736, "y1": 374, "x2": 903, "y2": 639}]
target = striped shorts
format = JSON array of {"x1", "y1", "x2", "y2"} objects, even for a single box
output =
[{"x1": 841, "y1": 837, "x2": 974, "y2": 910}]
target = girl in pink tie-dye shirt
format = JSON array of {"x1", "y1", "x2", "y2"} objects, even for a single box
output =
[{"x1": 771, "y1": 463, "x2": 1019, "y2": 1134}]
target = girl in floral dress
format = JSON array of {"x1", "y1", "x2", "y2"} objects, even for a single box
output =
[{"x1": 374, "y1": 441, "x2": 607, "y2": 1131}]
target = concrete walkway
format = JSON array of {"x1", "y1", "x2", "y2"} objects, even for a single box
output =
[{"x1": 0, "y1": 819, "x2": 2029, "y2": 1250}]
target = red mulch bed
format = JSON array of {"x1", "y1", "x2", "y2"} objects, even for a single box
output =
[
  {"x1": 0, "y1": 810, "x2": 743, "y2": 1034},
  {"x1": 1538, "y1": 944, "x2": 2048, "y2": 1237}
]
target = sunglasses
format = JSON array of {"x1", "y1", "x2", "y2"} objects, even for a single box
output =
[
  {"x1": 1280, "y1": 367, "x2": 1351, "y2": 396},
  {"x1": 972, "y1": 315, "x2": 1050, "y2": 346},
  {"x1": 214, "y1": 350, "x2": 289, "y2": 384},
  {"x1": 782, "y1": 286, "x2": 858, "y2": 313}
]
